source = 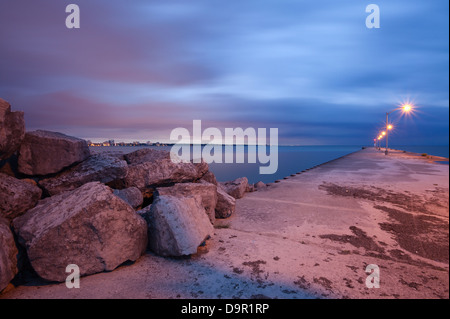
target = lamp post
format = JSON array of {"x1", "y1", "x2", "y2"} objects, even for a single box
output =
[
  {"x1": 385, "y1": 104, "x2": 412, "y2": 155},
  {"x1": 377, "y1": 135, "x2": 383, "y2": 150}
]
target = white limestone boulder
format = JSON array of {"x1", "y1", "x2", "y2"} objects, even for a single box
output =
[
  {"x1": 156, "y1": 182, "x2": 218, "y2": 224},
  {"x1": 141, "y1": 195, "x2": 214, "y2": 257}
]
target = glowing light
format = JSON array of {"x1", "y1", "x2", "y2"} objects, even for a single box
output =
[
  {"x1": 387, "y1": 124, "x2": 393, "y2": 130},
  {"x1": 396, "y1": 99, "x2": 416, "y2": 116},
  {"x1": 382, "y1": 131, "x2": 386, "y2": 136},
  {"x1": 402, "y1": 104, "x2": 412, "y2": 112}
]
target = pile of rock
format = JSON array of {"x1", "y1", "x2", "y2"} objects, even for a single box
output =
[{"x1": 0, "y1": 98, "x2": 255, "y2": 292}]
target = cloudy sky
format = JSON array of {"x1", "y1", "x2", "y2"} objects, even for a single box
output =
[{"x1": 0, "y1": 0, "x2": 448, "y2": 145}]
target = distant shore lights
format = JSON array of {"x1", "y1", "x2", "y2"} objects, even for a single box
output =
[{"x1": 170, "y1": 120, "x2": 279, "y2": 175}]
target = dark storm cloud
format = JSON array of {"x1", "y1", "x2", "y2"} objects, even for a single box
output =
[
  {"x1": 0, "y1": 0, "x2": 448, "y2": 144},
  {"x1": 0, "y1": 1, "x2": 216, "y2": 89}
]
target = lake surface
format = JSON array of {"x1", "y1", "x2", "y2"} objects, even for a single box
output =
[
  {"x1": 208, "y1": 145, "x2": 363, "y2": 184},
  {"x1": 390, "y1": 145, "x2": 449, "y2": 158}
]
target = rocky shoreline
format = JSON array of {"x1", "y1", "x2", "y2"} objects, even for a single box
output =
[{"x1": 0, "y1": 98, "x2": 262, "y2": 291}]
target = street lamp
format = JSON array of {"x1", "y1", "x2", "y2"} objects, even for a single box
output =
[
  {"x1": 377, "y1": 135, "x2": 383, "y2": 150},
  {"x1": 385, "y1": 104, "x2": 413, "y2": 155}
]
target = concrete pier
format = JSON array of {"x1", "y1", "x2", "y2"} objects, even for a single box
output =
[{"x1": 1, "y1": 148, "x2": 448, "y2": 299}]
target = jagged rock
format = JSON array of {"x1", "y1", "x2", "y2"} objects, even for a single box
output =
[
  {"x1": 220, "y1": 177, "x2": 249, "y2": 199},
  {"x1": 0, "y1": 155, "x2": 19, "y2": 178},
  {"x1": 123, "y1": 149, "x2": 208, "y2": 190},
  {"x1": 0, "y1": 161, "x2": 15, "y2": 177},
  {"x1": 18, "y1": 130, "x2": 90, "y2": 176},
  {"x1": 215, "y1": 187, "x2": 236, "y2": 219},
  {"x1": 39, "y1": 154, "x2": 128, "y2": 196},
  {"x1": 13, "y1": 182, "x2": 147, "y2": 282},
  {"x1": 200, "y1": 170, "x2": 218, "y2": 186},
  {"x1": 136, "y1": 205, "x2": 151, "y2": 218},
  {"x1": 0, "y1": 98, "x2": 25, "y2": 161},
  {"x1": 0, "y1": 217, "x2": 18, "y2": 292},
  {"x1": 113, "y1": 187, "x2": 143, "y2": 209},
  {"x1": 194, "y1": 161, "x2": 209, "y2": 179},
  {"x1": 141, "y1": 195, "x2": 214, "y2": 257},
  {"x1": 156, "y1": 182, "x2": 217, "y2": 224},
  {"x1": 21, "y1": 179, "x2": 38, "y2": 187},
  {"x1": 0, "y1": 173, "x2": 42, "y2": 220},
  {"x1": 89, "y1": 150, "x2": 125, "y2": 160},
  {"x1": 124, "y1": 148, "x2": 168, "y2": 164},
  {"x1": 254, "y1": 181, "x2": 266, "y2": 190}
]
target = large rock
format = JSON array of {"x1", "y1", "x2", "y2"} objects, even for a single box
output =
[
  {"x1": 0, "y1": 161, "x2": 15, "y2": 177},
  {"x1": 18, "y1": 130, "x2": 90, "y2": 176},
  {"x1": 156, "y1": 182, "x2": 218, "y2": 224},
  {"x1": 13, "y1": 182, "x2": 147, "y2": 282},
  {"x1": 0, "y1": 217, "x2": 18, "y2": 292},
  {"x1": 141, "y1": 195, "x2": 214, "y2": 257},
  {"x1": 113, "y1": 187, "x2": 143, "y2": 209},
  {"x1": 0, "y1": 98, "x2": 25, "y2": 161},
  {"x1": 0, "y1": 173, "x2": 42, "y2": 220},
  {"x1": 39, "y1": 154, "x2": 128, "y2": 196},
  {"x1": 200, "y1": 170, "x2": 218, "y2": 186},
  {"x1": 220, "y1": 177, "x2": 249, "y2": 199},
  {"x1": 254, "y1": 181, "x2": 266, "y2": 190},
  {"x1": 136, "y1": 205, "x2": 151, "y2": 218},
  {"x1": 123, "y1": 149, "x2": 208, "y2": 190},
  {"x1": 215, "y1": 187, "x2": 236, "y2": 219},
  {"x1": 194, "y1": 161, "x2": 209, "y2": 179}
]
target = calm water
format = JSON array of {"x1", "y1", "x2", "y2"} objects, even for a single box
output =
[
  {"x1": 91, "y1": 145, "x2": 362, "y2": 184},
  {"x1": 390, "y1": 145, "x2": 449, "y2": 158},
  {"x1": 208, "y1": 145, "x2": 362, "y2": 184}
]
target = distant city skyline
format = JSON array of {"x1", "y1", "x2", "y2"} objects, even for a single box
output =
[{"x1": 0, "y1": 1, "x2": 448, "y2": 146}]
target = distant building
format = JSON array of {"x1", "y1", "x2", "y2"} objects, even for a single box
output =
[{"x1": 87, "y1": 139, "x2": 164, "y2": 147}]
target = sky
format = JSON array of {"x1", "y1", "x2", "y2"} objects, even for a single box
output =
[{"x1": 0, "y1": 0, "x2": 448, "y2": 145}]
